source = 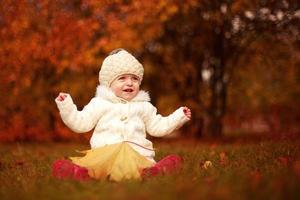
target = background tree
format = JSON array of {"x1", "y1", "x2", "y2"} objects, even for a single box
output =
[
  {"x1": 0, "y1": 0, "x2": 299, "y2": 141},
  {"x1": 139, "y1": 0, "x2": 299, "y2": 137}
]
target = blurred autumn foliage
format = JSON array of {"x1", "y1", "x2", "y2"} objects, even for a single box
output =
[{"x1": 0, "y1": 0, "x2": 299, "y2": 142}]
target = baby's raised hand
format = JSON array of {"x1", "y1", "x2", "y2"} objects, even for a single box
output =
[
  {"x1": 183, "y1": 106, "x2": 192, "y2": 119},
  {"x1": 56, "y1": 92, "x2": 68, "y2": 102}
]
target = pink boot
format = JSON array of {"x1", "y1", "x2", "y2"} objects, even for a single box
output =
[
  {"x1": 52, "y1": 159, "x2": 89, "y2": 181},
  {"x1": 141, "y1": 155, "x2": 183, "y2": 178},
  {"x1": 73, "y1": 165, "x2": 90, "y2": 181}
]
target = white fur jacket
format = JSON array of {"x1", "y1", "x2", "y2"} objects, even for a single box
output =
[{"x1": 55, "y1": 85, "x2": 189, "y2": 161}]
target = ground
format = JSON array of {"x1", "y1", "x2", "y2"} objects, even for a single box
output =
[{"x1": 0, "y1": 137, "x2": 300, "y2": 200}]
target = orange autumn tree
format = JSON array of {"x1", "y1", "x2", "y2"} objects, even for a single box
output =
[
  {"x1": 0, "y1": 0, "x2": 101, "y2": 141},
  {"x1": 0, "y1": 0, "x2": 187, "y2": 141},
  {"x1": 141, "y1": 0, "x2": 299, "y2": 137},
  {"x1": 0, "y1": 0, "x2": 299, "y2": 141}
]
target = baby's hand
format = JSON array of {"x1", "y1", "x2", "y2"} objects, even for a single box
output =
[
  {"x1": 56, "y1": 92, "x2": 68, "y2": 102},
  {"x1": 183, "y1": 106, "x2": 192, "y2": 119}
]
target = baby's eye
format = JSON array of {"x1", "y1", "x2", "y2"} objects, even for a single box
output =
[
  {"x1": 132, "y1": 76, "x2": 139, "y2": 81},
  {"x1": 118, "y1": 76, "x2": 126, "y2": 80}
]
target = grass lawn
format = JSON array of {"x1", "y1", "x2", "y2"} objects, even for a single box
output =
[{"x1": 0, "y1": 137, "x2": 300, "y2": 200}]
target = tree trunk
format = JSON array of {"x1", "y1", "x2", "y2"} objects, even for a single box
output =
[{"x1": 207, "y1": 27, "x2": 227, "y2": 137}]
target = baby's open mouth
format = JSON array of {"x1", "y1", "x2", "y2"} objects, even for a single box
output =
[{"x1": 123, "y1": 89, "x2": 133, "y2": 92}]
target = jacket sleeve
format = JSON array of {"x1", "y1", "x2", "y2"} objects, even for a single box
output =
[
  {"x1": 144, "y1": 103, "x2": 190, "y2": 137},
  {"x1": 55, "y1": 94, "x2": 104, "y2": 133}
]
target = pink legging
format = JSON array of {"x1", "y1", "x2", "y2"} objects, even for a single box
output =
[
  {"x1": 52, "y1": 159, "x2": 90, "y2": 181},
  {"x1": 52, "y1": 154, "x2": 183, "y2": 181},
  {"x1": 141, "y1": 154, "x2": 183, "y2": 178}
]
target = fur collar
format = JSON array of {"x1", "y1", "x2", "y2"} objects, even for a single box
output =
[{"x1": 95, "y1": 85, "x2": 150, "y2": 103}]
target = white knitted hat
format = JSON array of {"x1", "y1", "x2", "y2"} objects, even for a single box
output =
[{"x1": 99, "y1": 49, "x2": 144, "y2": 87}]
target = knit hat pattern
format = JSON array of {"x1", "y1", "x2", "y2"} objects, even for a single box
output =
[{"x1": 99, "y1": 50, "x2": 144, "y2": 87}]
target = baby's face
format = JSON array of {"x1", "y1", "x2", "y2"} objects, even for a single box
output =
[{"x1": 110, "y1": 74, "x2": 140, "y2": 101}]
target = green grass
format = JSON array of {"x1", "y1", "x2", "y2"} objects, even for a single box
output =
[{"x1": 0, "y1": 138, "x2": 300, "y2": 200}]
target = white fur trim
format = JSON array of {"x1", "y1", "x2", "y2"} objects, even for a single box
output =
[{"x1": 95, "y1": 85, "x2": 150, "y2": 103}]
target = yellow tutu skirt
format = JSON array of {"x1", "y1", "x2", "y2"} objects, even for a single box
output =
[{"x1": 70, "y1": 142, "x2": 154, "y2": 182}]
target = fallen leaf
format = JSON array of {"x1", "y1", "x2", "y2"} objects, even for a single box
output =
[
  {"x1": 278, "y1": 156, "x2": 289, "y2": 167},
  {"x1": 293, "y1": 160, "x2": 300, "y2": 177},
  {"x1": 200, "y1": 160, "x2": 213, "y2": 169},
  {"x1": 15, "y1": 160, "x2": 25, "y2": 166},
  {"x1": 204, "y1": 176, "x2": 214, "y2": 184},
  {"x1": 249, "y1": 170, "x2": 262, "y2": 187},
  {"x1": 219, "y1": 152, "x2": 228, "y2": 166}
]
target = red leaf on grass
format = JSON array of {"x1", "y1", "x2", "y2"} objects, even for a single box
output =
[
  {"x1": 293, "y1": 160, "x2": 300, "y2": 177},
  {"x1": 15, "y1": 160, "x2": 25, "y2": 166},
  {"x1": 219, "y1": 152, "x2": 228, "y2": 166},
  {"x1": 249, "y1": 170, "x2": 262, "y2": 187},
  {"x1": 278, "y1": 156, "x2": 289, "y2": 167},
  {"x1": 204, "y1": 176, "x2": 214, "y2": 184}
]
